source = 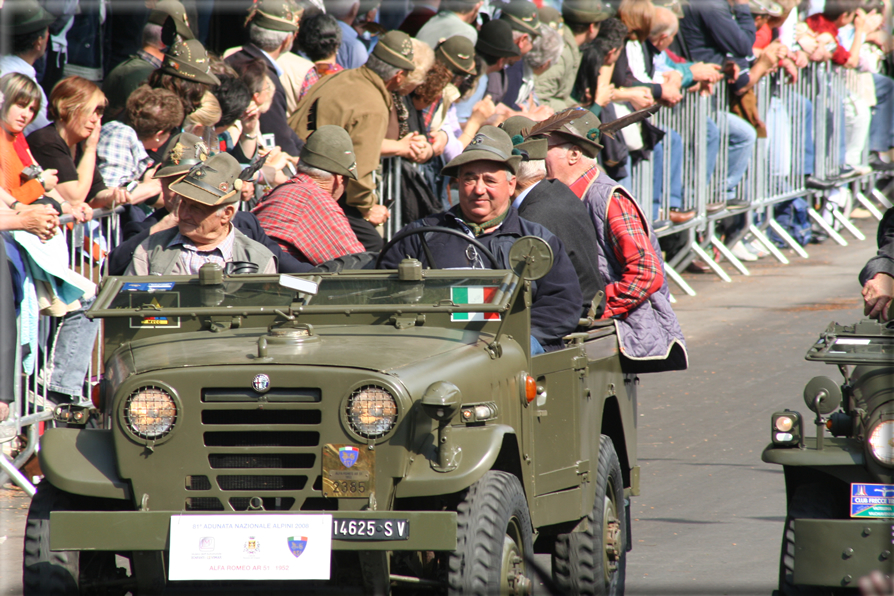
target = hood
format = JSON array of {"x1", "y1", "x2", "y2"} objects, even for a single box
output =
[{"x1": 123, "y1": 325, "x2": 488, "y2": 375}]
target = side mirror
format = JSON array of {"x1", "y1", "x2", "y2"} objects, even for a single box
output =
[
  {"x1": 508, "y1": 236, "x2": 554, "y2": 281},
  {"x1": 803, "y1": 376, "x2": 842, "y2": 415}
]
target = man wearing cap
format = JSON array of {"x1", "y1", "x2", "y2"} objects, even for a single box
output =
[
  {"x1": 109, "y1": 133, "x2": 313, "y2": 276},
  {"x1": 289, "y1": 30, "x2": 417, "y2": 244},
  {"x1": 252, "y1": 126, "x2": 365, "y2": 265},
  {"x1": 226, "y1": 0, "x2": 305, "y2": 157},
  {"x1": 416, "y1": 0, "x2": 483, "y2": 48},
  {"x1": 126, "y1": 153, "x2": 277, "y2": 276},
  {"x1": 0, "y1": 0, "x2": 56, "y2": 134},
  {"x1": 534, "y1": 0, "x2": 609, "y2": 111},
  {"x1": 500, "y1": 116, "x2": 605, "y2": 318},
  {"x1": 542, "y1": 108, "x2": 687, "y2": 372},
  {"x1": 380, "y1": 125, "x2": 582, "y2": 353},
  {"x1": 102, "y1": 1, "x2": 195, "y2": 122},
  {"x1": 452, "y1": 20, "x2": 520, "y2": 122},
  {"x1": 491, "y1": 0, "x2": 540, "y2": 110}
]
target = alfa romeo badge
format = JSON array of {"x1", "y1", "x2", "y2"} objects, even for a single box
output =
[{"x1": 252, "y1": 374, "x2": 270, "y2": 393}]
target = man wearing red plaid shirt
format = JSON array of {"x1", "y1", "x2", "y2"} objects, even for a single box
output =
[
  {"x1": 252, "y1": 126, "x2": 365, "y2": 265},
  {"x1": 543, "y1": 108, "x2": 687, "y2": 374}
]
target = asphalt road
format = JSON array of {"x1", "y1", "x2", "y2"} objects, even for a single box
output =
[{"x1": 0, "y1": 218, "x2": 878, "y2": 595}]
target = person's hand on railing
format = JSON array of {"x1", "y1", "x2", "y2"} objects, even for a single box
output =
[
  {"x1": 472, "y1": 95, "x2": 496, "y2": 122},
  {"x1": 688, "y1": 62, "x2": 723, "y2": 84},
  {"x1": 92, "y1": 187, "x2": 133, "y2": 209},
  {"x1": 660, "y1": 71, "x2": 683, "y2": 107},
  {"x1": 18, "y1": 204, "x2": 59, "y2": 241},
  {"x1": 60, "y1": 200, "x2": 93, "y2": 223},
  {"x1": 781, "y1": 57, "x2": 800, "y2": 83},
  {"x1": 797, "y1": 34, "x2": 819, "y2": 57},
  {"x1": 595, "y1": 82, "x2": 615, "y2": 107},
  {"x1": 863, "y1": 273, "x2": 894, "y2": 321},
  {"x1": 617, "y1": 86, "x2": 655, "y2": 110},
  {"x1": 410, "y1": 134, "x2": 434, "y2": 163},
  {"x1": 38, "y1": 168, "x2": 59, "y2": 192},
  {"x1": 430, "y1": 130, "x2": 449, "y2": 157},
  {"x1": 792, "y1": 50, "x2": 809, "y2": 69},
  {"x1": 365, "y1": 204, "x2": 390, "y2": 226}
]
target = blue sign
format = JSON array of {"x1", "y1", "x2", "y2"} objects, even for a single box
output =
[
  {"x1": 851, "y1": 483, "x2": 894, "y2": 518},
  {"x1": 339, "y1": 446, "x2": 360, "y2": 468},
  {"x1": 122, "y1": 282, "x2": 175, "y2": 292},
  {"x1": 287, "y1": 536, "x2": 308, "y2": 558}
]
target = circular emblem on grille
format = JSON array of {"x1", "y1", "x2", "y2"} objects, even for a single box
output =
[{"x1": 252, "y1": 374, "x2": 270, "y2": 393}]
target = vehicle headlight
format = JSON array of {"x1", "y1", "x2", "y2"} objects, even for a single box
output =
[
  {"x1": 125, "y1": 386, "x2": 177, "y2": 440},
  {"x1": 346, "y1": 386, "x2": 397, "y2": 439},
  {"x1": 868, "y1": 420, "x2": 894, "y2": 465}
]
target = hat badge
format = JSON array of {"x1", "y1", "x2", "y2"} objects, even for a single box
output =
[
  {"x1": 218, "y1": 182, "x2": 229, "y2": 192},
  {"x1": 586, "y1": 128, "x2": 600, "y2": 141},
  {"x1": 470, "y1": 134, "x2": 485, "y2": 146},
  {"x1": 401, "y1": 40, "x2": 412, "y2": 55},
  {"x1": 170, "y1": 142, "x2": 184, "y2": 165},
  {"x1": 458, "y1": 52, "x2": 470, "y2": 59}
]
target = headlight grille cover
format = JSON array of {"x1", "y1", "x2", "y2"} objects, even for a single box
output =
[
  {"x1": 346, "y1": 385, "x2": 398, "y2": 438},
  {"x1": 125, "y1": 386, "x2": 177, "y2": 440}
]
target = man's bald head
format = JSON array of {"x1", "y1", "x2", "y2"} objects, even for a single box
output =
[{"x1": 649, "y1": 6, "x2": 678, "y2": 41}]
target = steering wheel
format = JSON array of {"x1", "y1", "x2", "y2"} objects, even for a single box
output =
[{"x1": 375, "y1": 226, "x2": 501, "y2": 270}]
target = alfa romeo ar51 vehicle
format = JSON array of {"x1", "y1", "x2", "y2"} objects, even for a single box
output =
[
  {"x1": 764, "y1": 319, "x2": 894, "y2": 594},
  {"x1": 25, "y1": 236, "x2": 638, "y2": 596}
]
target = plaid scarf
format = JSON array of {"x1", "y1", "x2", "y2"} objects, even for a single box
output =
[{"x1": 568, "y1": 164, "x2": 600, "y2": 199}]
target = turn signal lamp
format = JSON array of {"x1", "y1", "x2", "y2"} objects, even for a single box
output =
[
  {"x1": 771, "y1": 410, "x2": 803, "y2": 447},
  {"x1": 525, "y1": 375, "x2": 537, "y2": 403}
]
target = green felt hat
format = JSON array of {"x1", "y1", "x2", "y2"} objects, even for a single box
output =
[
  {"x1": 500, "y1": 116, "x2": 547, "y2": 160},
  {"x1": 300, "y1": 125, "x2": 359, "y2": 180},
  {"x1": 549, "y1": 107, "x2": 603, "y2": 158},
  {"x1": 170, "y1": 152, "x2": 245, "y2": 206},
  {"x1": 246, "y1": 0, "x2": 301, "y2": 32},
  {"x1": 160, "y1": 38, "x2": 221, "y2": 86},
  {"x1": 148, "y1": 0, "x2": 195, "y2": 40},
  {"x1": 500, "y1": 0, "x2": 541, "y2": 37},
  {"x1": 538, "y1": 5, "x2": 563, "y2": 30},
  {"x1": 436, "y1": 36, "x2": 477, "y2": 76},
  {"x1": 562, "y1": 0, "x2": 610, "y2": 25},
  {"x1": 372, "y1": 30, "x2": 416, "y2": 71},
  {"x1": 1, "y1": 0, "x2": 55, "y2": 35},
  {"x1": 442, "y1": 125, "x2": 523, "y2": 178},
  {"x1": 155, "y1": 133, "x2": 210, "y2": 178},
  {"x1": 476, "y1": 19, "x2": 521, "y2": 59}
]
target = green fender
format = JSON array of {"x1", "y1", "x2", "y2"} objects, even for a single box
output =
[
  {"x1": 394, "y1": 424, "x2": 515, "y2": 499},
  {"x1": 39, "y1": 428, "x2": 132, "y2": 501}
]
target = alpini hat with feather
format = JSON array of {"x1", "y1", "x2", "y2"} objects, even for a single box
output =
[
  {"x1": 170, "y1": 153, "x2": 245, "y2": 206},
  {"x1": 155, "y1": 133, "x2": 209, "y2": 178},
  {"x1": 148, "y1": 0, "x2": 195, "y2": 40},
  {"x1": 245, "y1": 0, "x2": 301, "y2": 32},
  {"x1": 160, "y1": 35, "x2": 221, "y2": 86},
  {"x1": 500, "y1": 116, "x2": 547, "y2": 160}
]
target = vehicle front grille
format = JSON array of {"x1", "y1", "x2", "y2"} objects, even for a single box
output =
[{"x1": 177, "y1": 392, "x2": 332, "y2": 513}]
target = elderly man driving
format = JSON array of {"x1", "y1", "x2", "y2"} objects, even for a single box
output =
[
  {"x1": 126, "y1": 152, "x2": 276, "y2": 275},
  {"x1": 380, "y1": 125, "x2": 582, "y2": 353}
]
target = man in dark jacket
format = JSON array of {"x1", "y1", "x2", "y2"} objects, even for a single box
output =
[
  {"x1": 380, "y1": 125, "x2": 582, "y2": 353},
  {"x1": 861, "y1": 208, "x2": 894, "y2": 320},
  {"x1": 107, "y1": 133, "x2": 313, "y2": 276},
  {"x1": 500, "y1": 116, "x2": 605, "y2": 318},
  {"x1": 224, "y1": 0, "x2": 304, "y2": 157}
]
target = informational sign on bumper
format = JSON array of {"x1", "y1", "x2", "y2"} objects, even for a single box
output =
[
  {"x1": 851, "y1": 483, "x2": 894, "y2": 518},
  {"x1": 168, "y1": 514, "x2": 333, "y2": 581}
]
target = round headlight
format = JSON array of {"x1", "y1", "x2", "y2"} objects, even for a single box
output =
[
  {"x1": 346, "y1": 386, "x2": 398, "y2": 439},
  {"x1": 868, "y1": 420, "x2": 894, "y2": 465},
  {"x1": 125, "y1": 386, "x2": 177, "y2": 440}
]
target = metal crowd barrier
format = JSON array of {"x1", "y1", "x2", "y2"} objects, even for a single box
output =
[
  {"x1": 622, "y1": 61, "x2": 890, "y2": 296},
  {"x1": 1, "y1": 208, "x2": 122, "y2": 495}
]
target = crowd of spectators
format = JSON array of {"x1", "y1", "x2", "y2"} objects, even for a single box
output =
[{"x1": 2, "y1": 0, "x2": 894, "y2": 418}]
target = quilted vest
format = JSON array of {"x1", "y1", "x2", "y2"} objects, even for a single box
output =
[{"x1": 584, "y1": 173, "x2": 688, "y2": 369}]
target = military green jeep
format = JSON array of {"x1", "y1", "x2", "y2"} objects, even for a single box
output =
[
  {"x1": 764, "y1": 319, "x2": 894, "y2": 594},
  {"x1": 24, "y1": 236, "x2": 638, "y2": 595}
]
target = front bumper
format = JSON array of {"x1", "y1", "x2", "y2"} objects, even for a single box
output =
[
  {"x1": 50, "y1": 510, "x2": 456, "y2": 552},
  {"x1": 792, "y1": 519, "x2": 894, "y2": 586}
]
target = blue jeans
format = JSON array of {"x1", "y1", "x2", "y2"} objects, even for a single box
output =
[
  {"x1": 652, "y1": 127, "x2": 684, "y2": 218},
  {"x1": 706, "y1": 117, "x2": 719, "y2": 184},
  {"x1": 871, "y1": 73, "x2": 894, "y2": 153},
  {"x1": 531, "y1": 336, "x2": 545, "y2": 355},
  {"x1": 48, "y1": 298, "x2": 100, "y2": 398},
  {"x1": 723, "y1": 112, "x2": 757, "y2": 200}
]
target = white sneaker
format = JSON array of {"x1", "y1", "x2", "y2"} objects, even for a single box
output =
[
  {"x1": 746, "y1": 238, "x2": 770, "y2": 258},
  {"x1": 731, "y1": 240, "x2": 758, "y2": 261}
]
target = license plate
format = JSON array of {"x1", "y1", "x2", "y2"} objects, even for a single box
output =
[
  {"x1": 851, "y1": 483, "x2": 894, "y2": 518},
  {"x1": 332, "y1": 518, "x2": 409, "y2": 541},
  {"x1": 322, "y1": 444, "x2": 374, "y2": 498}
]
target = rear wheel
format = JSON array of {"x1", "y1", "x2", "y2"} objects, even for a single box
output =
[
  {"x1": 447, "y1": 470, "x2": 534, "y2": 596},
  {"x1": 552, "y1": 434, "x2": 626, "y2": 596}
]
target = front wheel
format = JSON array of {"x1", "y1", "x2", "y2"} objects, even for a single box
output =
[
  {"x1": 447, "y1": 470, "x2": 534, "y2": 596},
  {"x1": 552, "y1": 434, "x2": 627, "y2": 596},
  {"x1": 23, "y1": 481, "x2": 81, "y2": 595}
]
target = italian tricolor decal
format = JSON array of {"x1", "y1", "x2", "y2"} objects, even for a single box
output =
[{"x1": 451, "y1": 286, "x2": 501, "y2": 321}]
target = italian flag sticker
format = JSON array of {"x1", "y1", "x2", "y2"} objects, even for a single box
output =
[{"x1": 451, "y1": 287, "x2": 501, "y2": 321}]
